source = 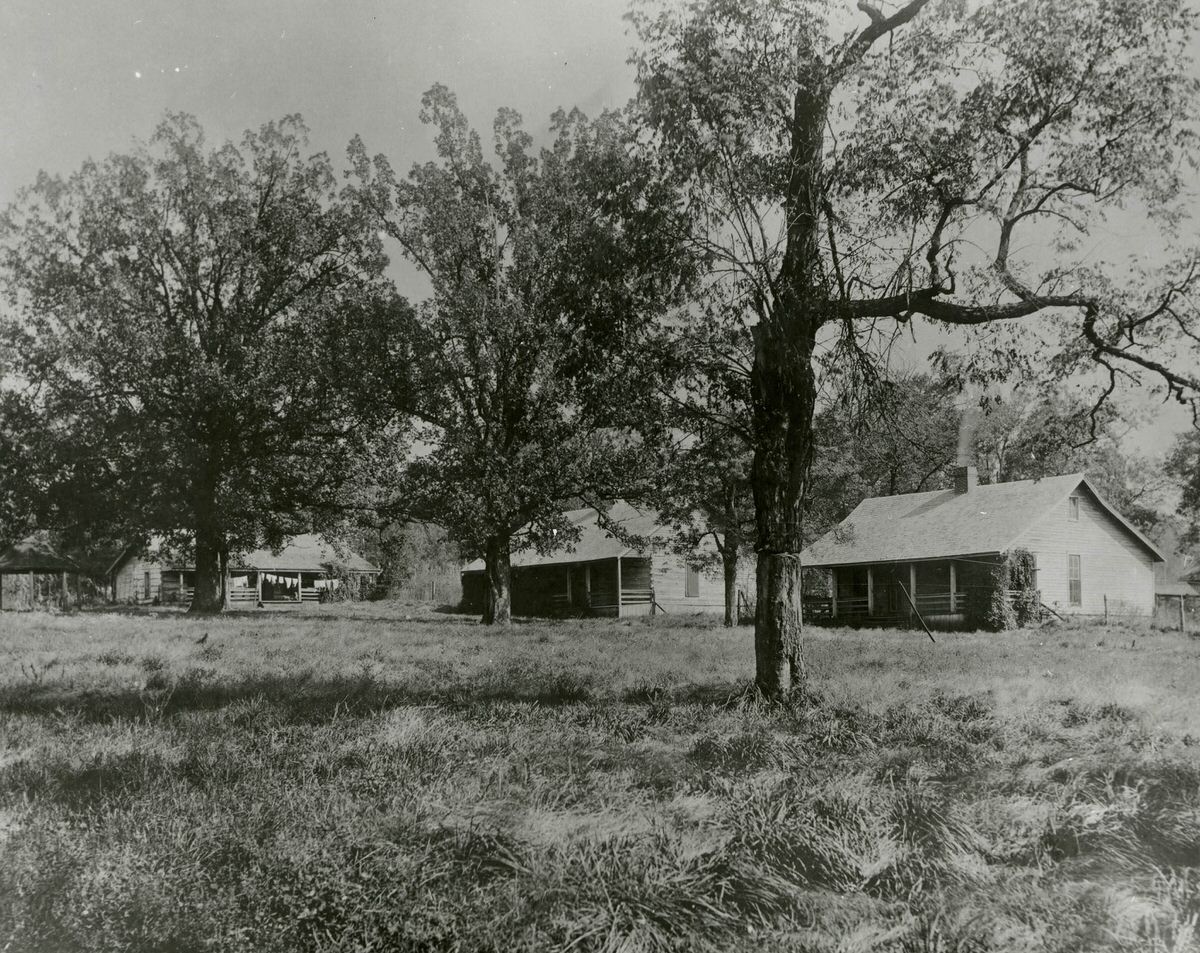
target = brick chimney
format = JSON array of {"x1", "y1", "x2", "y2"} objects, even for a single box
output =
[{"x1": 953, "y1": 464, "x2": 977, "y2": 494}]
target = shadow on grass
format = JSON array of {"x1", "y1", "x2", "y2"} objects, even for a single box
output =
[{"x1": 0, "y1": 665, "x2": 746, "y2": 726}]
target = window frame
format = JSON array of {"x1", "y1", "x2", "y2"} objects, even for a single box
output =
[{"x1": 1068, "y1": 554, "x2": 1082, "y2": 606}]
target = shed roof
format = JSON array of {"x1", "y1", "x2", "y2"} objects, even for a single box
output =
[
  {"x1": 462, "y1": 501, "x2": 671, "y2": 573},
  {"x1": 801, "y1": 473, "x2": 1164, "y2": 568},
  {"x1": 110, "y1": 534, "x2": 379, "y2": 575},
  {"x1": 1158, "y1": 579, "x2": 1200, "y2": 597},
  {"x1": 0, "y1": 532, "x2": 82, "y2": 573}
]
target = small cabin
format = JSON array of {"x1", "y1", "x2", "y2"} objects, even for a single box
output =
[
  {"x1": 0, "y1": 532, "x2": 84, "y2": 611},
  {"x1": 460, "y1": 502, "x2": 751, "y2": 618},
  {"x1": 801, "y1": 467, "x2": 1163, "y2": 628},
  {"x1": 108, "y1": 534, "x2": 381, "y2": 608}
]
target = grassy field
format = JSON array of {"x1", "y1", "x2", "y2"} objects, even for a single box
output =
[{"x1": 2, "y1": 605, "x2": 1200, "y2": 952}]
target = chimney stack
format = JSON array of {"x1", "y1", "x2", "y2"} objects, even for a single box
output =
[{"x1": 953, "y1": 464, "x2": 977, "y2": 494}]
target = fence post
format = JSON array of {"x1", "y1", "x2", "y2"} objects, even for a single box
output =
[{"x1": 1104, "y1": 594, "x2": 1108, "y2": 625}]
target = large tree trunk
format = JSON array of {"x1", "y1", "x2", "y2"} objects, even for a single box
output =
[
  {"x1": 189, "y1": 521, "x2": 225, "y2": 614},
  {"x1": 749, "y1": 83, "x2": 828, "y2": 699},
  {"x1": 750, "y1": 315, "x2": 817, "y2": 697},
  {"x1": 722, "y1": 544, "x2": 738, "y2": 627},
  {"x1": 481, "y1": 535, "x2": 512, "y2": 626}
]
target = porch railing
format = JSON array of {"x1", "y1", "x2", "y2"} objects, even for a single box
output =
[
  {"x1": 837, "y1": 596, "x2": 869, "y2": 615},
  {"x1": 914, "y1": 592, "x2": 967, "y2": 614}
]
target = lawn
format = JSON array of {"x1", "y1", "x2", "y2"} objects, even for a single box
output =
[{"x1": 2, "y1": 604, "x2": 1199, "y2": 952}]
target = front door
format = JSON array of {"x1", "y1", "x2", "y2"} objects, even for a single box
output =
[{"x1": 570, "y1": 564, "x2": 589, "y2": 609}]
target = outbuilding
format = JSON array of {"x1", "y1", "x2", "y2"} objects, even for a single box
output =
[
  {"x1": 0, "y1": 532, "x2": 84, "y2": 611},
  {"x1": 801, "y1": 467, "x2": 1163, "y2": 627}
]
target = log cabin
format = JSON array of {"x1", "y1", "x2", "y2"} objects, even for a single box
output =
[
  {"x1": 108, "y1": 534, "x2": 380, "y2": 608},
  {"x1": 801, "y1": 467, "x2": 1163, "y2": 627},
  {"x1": 459, "y1": 501, "x2": 751, "y2": 618}
]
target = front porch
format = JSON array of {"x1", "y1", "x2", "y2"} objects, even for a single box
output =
[
  {"x1": 159, "y1": 569, "x2": 344, "y2": 608},
  {"x1": 463, "y1": 556, "x2": 658, "y2": 618},
  {"x1": 814, "y1": 558, "x2": 1002, "y2": 628}
]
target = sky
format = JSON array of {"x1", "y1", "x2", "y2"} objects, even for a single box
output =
[
  {"x1": 1, "y1": 0, "x2": 1195, "y2": 455},
  {"x1": 0, "y1": 0, "x2": 635, "y2": 203}
]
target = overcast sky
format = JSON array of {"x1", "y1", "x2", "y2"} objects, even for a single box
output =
[
  {"x1": 0, "y1": 0, "x2": 634, "y2": 202},
  {"x1": 1, "y1": 0, "x2": 1194, "y2": 453}
]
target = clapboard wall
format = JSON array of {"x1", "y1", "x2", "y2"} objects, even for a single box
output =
[
  {"x1": 1013, "y1": 484, "x2": 1157, "y2": 616},
  {"x1": 112, "y1": 554, "x2": 162, "y2": 603}
]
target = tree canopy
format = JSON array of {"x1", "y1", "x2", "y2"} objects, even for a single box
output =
[
  {"x1": 350, "y1": 86, "x2": 691, "y2": 623},
  {"x1": 0, "y1": 114, "x2": 406, "y2": 611}
]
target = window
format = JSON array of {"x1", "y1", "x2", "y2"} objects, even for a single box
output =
[
  {"x1": 1068, "y1": 554, "x2": 1082, "y2": 606},
  {"x1": 684, "y1": 566, "x2": 700, "y2": 598},
  {"x1": 143, "y1": 571, "x2": 151, "y2": 600},
  {"x1": 1068, "y1": 496, "x2": 1080, "y2": 521}
]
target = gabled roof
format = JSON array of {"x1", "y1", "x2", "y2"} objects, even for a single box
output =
[
  {"x1": 801, "y1": 473, "x2": 1164, "y2": 568},
  {"x1": 109, "y1": 534, "x2": 379, "y2": 575},
  {"x1": 0, "y1": 532, "x2": 82, "y2": 573},
  {"x1": 462, "y1": 501, "x2": 672, "y2": 572}
]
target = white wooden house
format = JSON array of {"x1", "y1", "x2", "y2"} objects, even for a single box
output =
[
  {"x1": 109, "y1": 534, "x2": 380, "y2": 608},
  {"x1": 801, "y1": 467, "x2": 1163, "y2": 627},
  {"x1": 460, "y1": 501, "x2": 752, "y2": 618}
]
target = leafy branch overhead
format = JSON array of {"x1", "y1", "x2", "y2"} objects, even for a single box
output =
[{"x1": 631, "y1": 0, "x2": 1200, "y2": 421}]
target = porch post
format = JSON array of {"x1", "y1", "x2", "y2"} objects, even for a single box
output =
[
  {"x1": 295, "y1": 571, "x2": 302, "y2": 601},
  {"x1": 866, "y1": 566, "x2": 874, "y2": 617},
  {"x1": 256, "y1": 570, "x2": 263, "y2": 604},
  {"x1": 830, "y1": 568, "x2": 838, "y2": 618},
  {"x1": 616, "y1": 557, "x2": 623, "y2": 618},
  {"x1": 909, "y1": 563, "x2": 917, "y2": 616},
  {"x1": 949, "y1": 562, "x2": 957, "y2": 613}
]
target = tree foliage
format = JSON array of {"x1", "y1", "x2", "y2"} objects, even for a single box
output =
[
  {"x1": 0, "y1": 114, "x2": 405, "y2": 611},
  {"x1": 1167, "y1": 429, "x2": 1200, "y2": 547},
  {"x1": 350, "y1": 87, "x2": 691, "y2": 623}
]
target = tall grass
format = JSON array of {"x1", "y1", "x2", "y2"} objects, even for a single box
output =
[{"x1": 1, "y1": 604, "x2": 1199, "y2": 951}]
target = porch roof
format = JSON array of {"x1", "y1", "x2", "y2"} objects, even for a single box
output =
[
  {"x1": 0, "y1": 532, "x2": 82, "y2": 573},
  {"x1": 110, "y1": 534, "x2": 379, "y2": 575},
  {"x1": 802, "y1": 473, "x2": 1164, "y2": 568},
  {"x1": 462, "y1": 501, "x2": 669, "y2": 572}
]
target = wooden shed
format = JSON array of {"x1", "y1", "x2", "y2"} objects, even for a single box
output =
[
  {"x1": 0, "y1": 532, "x2": 83, "y2": 611},
  {"x1": 801, "y1": 467, "x2": 1163, "y2": 628},
  {"x1": 460, "y1": 502, "x2": 749, "y2": 618},
  {"x1": 108, "y1": 534, "x2": 381, "y2": 608}
]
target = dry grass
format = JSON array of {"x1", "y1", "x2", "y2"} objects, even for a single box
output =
[{"x1": 2, "y1": 604, "x2": 1199, "y2": 952}]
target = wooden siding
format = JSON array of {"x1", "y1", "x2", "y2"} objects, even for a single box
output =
[
  {"x1": 1012, "y1": 486, "x2": 1156, "y2": 616},
  {"x1": 652, "y1": 552, "x2": 725, "y2": 615},
  {"x1": 460, "y1": 552, "x2": 757, "y2": 619},
  {"x1": 113, "y1": 555, "x2": 162, "y2": 603}
]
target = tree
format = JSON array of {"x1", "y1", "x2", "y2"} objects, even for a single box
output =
[
  {"x1": 1167, "y1": 430, "x2": 1200, "y2": 546},
  {"x1": 0, "y1": 114, "x2": 405, "y2": 612},
  {"x1": 350, "y1": 88, "x2": 690, "y2": 624},
  {"x1": 808, "y1": 373, "x2": 961, "y2": 535},
  {"x1": 632, "y1": 0, "x2": 1200, "y2": 697},
  {"x1": 649, "y1": 307, "x2": 757, "y2": 626}
]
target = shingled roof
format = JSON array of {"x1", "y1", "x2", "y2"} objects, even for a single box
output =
[
  {"x1": 0, "y1": 532, "x2": 82, "y2": 573},
  {"x1": 463, "y1": 501, "x2": 670, "y2": 572},
  {"x1": 801, "y1": 473, "x2": 1163, "y2": 568}
]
